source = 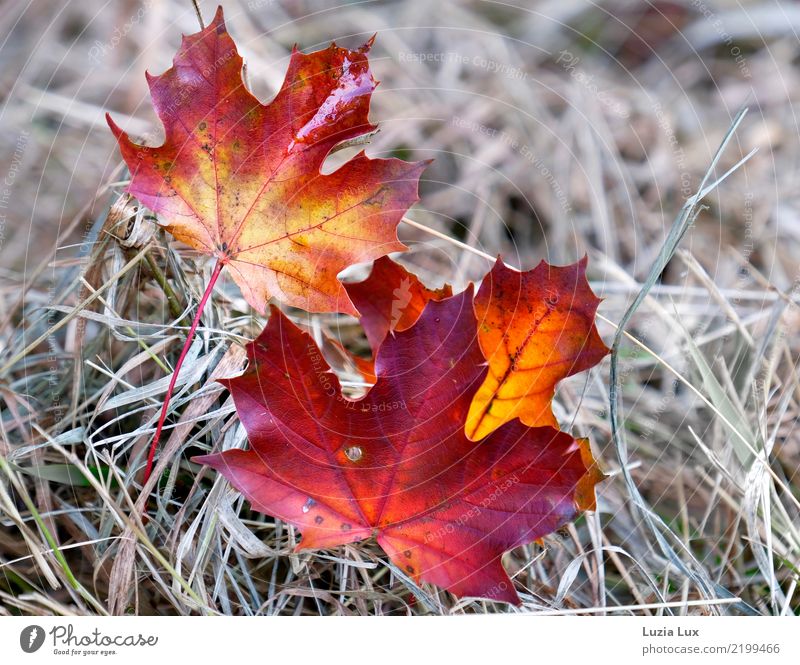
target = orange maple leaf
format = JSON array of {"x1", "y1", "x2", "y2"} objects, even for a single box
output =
[{"x1": 466, "y1": 257, "x2": 609, "y2": 440}]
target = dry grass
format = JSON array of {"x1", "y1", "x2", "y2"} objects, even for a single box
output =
[{"x1": 1, "y1": 0, "x2": 799, "y2": 616}]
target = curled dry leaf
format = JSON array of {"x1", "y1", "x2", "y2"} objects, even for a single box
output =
[
  {"x1": 107, "y1": 7, "x2": 427, "y2": 315},
  {"x1": 465, "y1": 257, "x2": 609, "y2": 440},
  {"x1": 195, "y1": 290, "x2": 603, "y2": 604}
]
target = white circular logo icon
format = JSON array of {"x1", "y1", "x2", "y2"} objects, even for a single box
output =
[{"x1": 20, "y1": 625, "x2": 45, "y2": 653}]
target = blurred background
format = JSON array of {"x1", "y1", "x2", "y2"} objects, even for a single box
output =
[{"x1": 1, "y1": 0, "x2": 798, "y2": 615}]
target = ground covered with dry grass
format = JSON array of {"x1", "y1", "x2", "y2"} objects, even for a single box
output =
[{"x1": 0, "y1": 0, "x2": 799, "y2": 616}]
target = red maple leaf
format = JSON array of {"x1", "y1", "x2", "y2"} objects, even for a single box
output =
[
  {"x1": 346, "y1": 256, "x2": 452, "y2": 352},
  {"x1": 108, "y1": 7, "x2": 426, "y2": 316},
  {"x1": 106, "y1": 7, "x2": 426, "y2": 482},
  {"x1": 195, "y1": 290, "x2": 603, "y2": 603},
  {"x1": 335, "y1": 256, "x2": 452, "y2": 382}
]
